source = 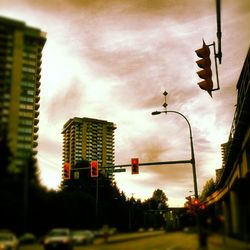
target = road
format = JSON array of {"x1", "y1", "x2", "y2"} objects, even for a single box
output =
[{"x1": 19, "y1": 231, "x2": 199, "y2": 250}]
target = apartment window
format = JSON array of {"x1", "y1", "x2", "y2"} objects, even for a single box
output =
[
  {"x1": 23, "y1": 59, "x2": 36, "y2": 66},
  {"x1": 20, "y1": 104, "x2": 33, "y2": 110},
  {"x1": 22, "y1": 66, "x2": 36, "y2": 73},
  {"x1": 22, "y1": 72, "x2": 35, "y2": 81},
  {"x1": 16, "y1": 143, "x2": 32, "y2": 149},
  {"x1": 19, "y1": 119, "x2": 33, "y2": 125},
  {"x1": 26, "y1": 89, "x2": 34, "y2": 96},
  {"x1": 5, "y1": 63, "x2": 12, "y2": 69},
  {"x1": 18, "y1": 127, "x2": 33, "y2": 134},
  {"x1": 20, "y1": 96, "x2": 33, "y2": 103},
  {"x1": 21, "y1": 81, "x2": 35, "y2": 88},
  {"x1": 17, "y1": 135, "x2": 32, "y2": 142},
  {"x1": 2, "y1": 109, "x2": 9, "y2": 115},
  {"x1": 23, "y1": 52, "x2": 36, "y2": 59},
  {"x1": 19, "y1": 111, "x2": 33, "y2": 118}
]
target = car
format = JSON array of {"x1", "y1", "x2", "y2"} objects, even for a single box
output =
[
  {"x1": 19, "y1": 232, "x2": 37, "y2": 244},
  {"x1": 43, "y1": 228, "x2": 73, "y2": 250},
  {"x1": 71, "y1": 230, "x2": 94, "y2": 245},
  {"x1": 0, "y1": 231, "x2": 19, "y2": 250}
]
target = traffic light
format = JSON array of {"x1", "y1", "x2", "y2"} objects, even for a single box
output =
[
  {"x1": 90, "y1": 160, "x2": 98, "y2": 177},
  {"x1": 184, "y1": 196, "x2": 194, "y2": 214},
  {"x1": 131, "y1": 158, "x2": 139, "y2": 174},
  {"x1": 193, "y1": 197, "x2": 200, "y2": 206},
  {"x1": 195, "y1": 40, "x2": 213, "y2": 97},
  {"x1": 63, "y1": 163, "x2": 71, "y2": 179}
]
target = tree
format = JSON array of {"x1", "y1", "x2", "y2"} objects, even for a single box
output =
[
  {"x1": 200, "y1": 178, "x2": 215, "y2": 202},
  {"x1": 143, "y1": 189, "x2": 169, "y2": 229},
  {"x1": 144, "y1": 189, "x2": 169, "y2": 210}
]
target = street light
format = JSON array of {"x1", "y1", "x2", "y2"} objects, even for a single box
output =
[
  {"x1": 152, "y1": 91, "x2": 203, "y2": 248},
  {"x1": 151, "y1": 109, "x2": 198, "y2": 199}
]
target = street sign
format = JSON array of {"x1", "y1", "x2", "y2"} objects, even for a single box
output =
[{"x1": 113, "y1": 168, "x2": 126, "y2": 173}]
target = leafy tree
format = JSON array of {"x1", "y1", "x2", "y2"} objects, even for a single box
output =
[
  {"x1": 200, "y1": 178, "x2": 215, "y2": 201},
  {"x1": 144, "y1": 189, "x2": 169, "y2": 210}
]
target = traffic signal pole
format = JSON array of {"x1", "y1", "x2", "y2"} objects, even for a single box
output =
[{"x1": 216, "y1": 0, "x2": 222, "y2": 64}]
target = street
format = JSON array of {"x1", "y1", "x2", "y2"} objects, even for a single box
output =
[{"x1": 19, "y1": 231, "x2": 199, "y2": 250}]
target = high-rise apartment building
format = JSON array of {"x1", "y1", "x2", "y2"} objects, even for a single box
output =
[
  {"x1": 62, "y1": 117, "x2": 116, "y2": 178},
  {"x1": 0, "y1": 16, "x2": 46, "y2": 173}
]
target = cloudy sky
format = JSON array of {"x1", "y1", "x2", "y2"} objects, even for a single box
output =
[{"x1": 1, "y1": 0, "x2": 249, "y2": 206}]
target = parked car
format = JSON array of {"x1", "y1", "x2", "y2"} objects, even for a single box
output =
[
  {"x1": 43, "y1": 228, "x2": 73, "y2": 250},
  {"x1": 19, "y1": 232, "x2": 37, "y2": 244},
  {"x1": 0, "y1": 231, "x2": 19, "y2": 250},
  {"x1": 71, "y1": 230, "x2": 94, "y2": 245}
]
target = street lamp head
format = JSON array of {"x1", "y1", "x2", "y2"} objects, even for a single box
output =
[{"x1": 151, "y1": 111, "x2": 162, "y2": 115}]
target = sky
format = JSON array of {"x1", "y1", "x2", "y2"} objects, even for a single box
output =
[{"x1": 1, "y1": 0, "x2": 249, "y2": 207}]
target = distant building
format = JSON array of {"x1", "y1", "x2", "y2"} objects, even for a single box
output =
[
  {"x1": 62, "y1": 117, "x2": 117, "y2": 179},
  {"x1": 0, "y1": 16, "x2": 46, "y2": 173}
]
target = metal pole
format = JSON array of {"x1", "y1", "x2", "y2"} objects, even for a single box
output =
[
  {"x1": 95, "y1": 177, "x2": 99, "y2": 227},
  {"x1": 160, "y1": 110, "x2": 199, "y2": 198},
  {"x1": 216, "y1": 0, "x2": 222, "y2": 64},
  {"x1": 152, "y1": 108, "x2": 202, "y2": 249}
]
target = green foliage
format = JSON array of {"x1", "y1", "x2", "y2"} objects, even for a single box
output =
[
  {"x1": 200, "y1": 178, "x2": 216, "y2": 201},
  {"x1": 144, "y1": 189, "x2": 169, "y2": 210},
  {"x1": 0, "y1": 153, "x2": 171, "y2": 235}
]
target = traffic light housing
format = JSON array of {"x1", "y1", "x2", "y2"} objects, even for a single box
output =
[
  {"x1": 63, "y1": 163, "x2": 71, "y2": 179},
  {"x1": 200, "y1": 203, "x2": 206, "y2": 210},
  {"x1": 90, "y1": 160, "x2": 98, "y2": 177},
  {"x1": 185, "y1": 196, "x2": 194, "y2": 214},
  {"x1": 193, "y1": 197, "x2": 200, "y2": 206},
  {"x1": 195, "y1": 40, "x2": 213, "y2": 97},
  {"x1": 131, "y1": 158, "x2": 139, "y2": 174},
  {"x1": 185, "y1": 196, "x2": 206, "y2": 214}
]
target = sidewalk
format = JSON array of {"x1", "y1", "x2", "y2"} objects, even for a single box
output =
[{"x1": 208, "y1": 234, "x2": 250, "y2": 250}]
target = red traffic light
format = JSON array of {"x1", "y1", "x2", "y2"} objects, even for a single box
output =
[
  {"x1": 90, "y1": 160, "x2": 98, "y2": 177},
  {"x1": 131, "y1": 158, "x2": 139, "y2": 174},
  {"x1": 63, "y1": 163, "x2": 71, "y2": 179},
  {"x1": 200, "y1": 203, "x2": 206, "y2": 210},
  {"x1": 195, "y1": 40, "x2": 213, "y2": 97},
  {"x1": 193, "y1": 198, "x2": 200, "y2": 206}
]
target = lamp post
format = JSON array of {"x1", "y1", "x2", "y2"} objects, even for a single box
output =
[
  {"x1": 152, "y1": 91, "x2": 203, "y2": 249},
  {"x1": 151, "y1": 109, "x2": 198, "y2": 198}
]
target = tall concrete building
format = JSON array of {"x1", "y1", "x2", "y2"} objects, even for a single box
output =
[
  {"x1": 0, "y1": 16, "x2": 46, "y2": 173},
  {"x1": 62, "y1": 117, "x2": 117, "y2": 179}
]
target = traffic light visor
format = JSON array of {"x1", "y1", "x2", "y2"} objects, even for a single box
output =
[
  {"x1": 196, "y1": 58, "x2": 211, "y2": 68},
  {"x1": 195, "y1": 41, "x2": 210, "y2": 58}
]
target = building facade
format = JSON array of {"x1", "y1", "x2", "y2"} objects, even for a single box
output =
[
  {"x1": 206, "y1": 48, "x2": 250, "y2": 243},
  {"x1": 62, "y1": 117, "x2": 117, "y2": 179},
  {"x1": 0, "y1": 16, "x2": 46, "y2": 173}
]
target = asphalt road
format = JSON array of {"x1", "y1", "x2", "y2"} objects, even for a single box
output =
[
  {"x1": 19, "y1": 231, "x2": 199, "y2": 250},
  {"x1": 18, "y1": 231, "x2": 249, "y2": 250}
]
